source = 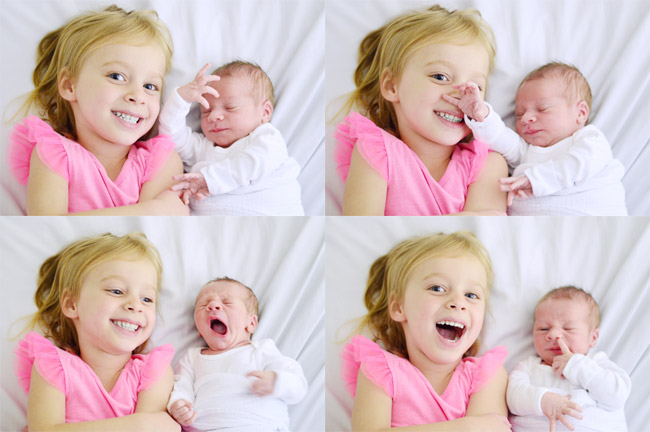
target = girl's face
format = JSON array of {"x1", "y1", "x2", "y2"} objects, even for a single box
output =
[
  {"x1": 63, "y1": 259, "x2": 158, "y2": 358},
  {"x1": 384, "y1": 42, "x2": 489, "y2": 149},
  {"x1": 60, "y1": 43, "x2": 166, "y2": 148},
  {"x1": 390, "y1": 254, "x2": 487, "y2": 367}
]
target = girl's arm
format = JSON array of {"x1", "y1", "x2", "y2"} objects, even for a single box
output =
[
  {"x1": 455, "y1": 151, "x2": 508, "y2": 215},
  {"x1": 26, "y1": 366, "x2": 180, "y2": 432},
  {"x1": 26, "y1": 151, "x2": 189, "y2": 216},
  {"x1": 350, "y1": 369, "x2": 510, "y2": 432},
  {"x1": 341, "y1": 146, "x2": 387, "y2": 215}
]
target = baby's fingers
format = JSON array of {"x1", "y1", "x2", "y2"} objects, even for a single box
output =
[
  {"x1": 557, "y1": 413, "x2": 575, "y2": 431},
  {"x1": 195, "y1": 63, "x2": 211, "y2": 79},
  {"x1": 442, "y1": 94, "x2": 460, "y2": 106}
]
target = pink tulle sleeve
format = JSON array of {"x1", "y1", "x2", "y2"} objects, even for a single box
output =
[
  {"x1": 133, "y1": 135, "x2": 175, "y2": 183},
  {"x1": 8, "y1": 116, "x2": 70, "y2": 184},
  {"x1": 134, "y1": 344, "x2": 174, "y2": 392},
  {"x1": 14, "y1": 332, "x2": 66, "y2": 394},
  {"x1": 334, "y1": 113, "x2": 389, "y2": 182},
  {"x1": 465, "y1": 345, "x2": 508, "y2": 394},
  {"x1": 341, "y1": 335, "x2": 394, "y2": 398}
]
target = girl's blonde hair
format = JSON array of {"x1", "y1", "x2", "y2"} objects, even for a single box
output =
[
  {"x1": 360, "y1": 231, "x2": 493, "y2": 359},
  {"x1": 28, "y1": 232, "x2": 163, "y2": 356},
  {"x1": 345, "y1": 5, "x2": 496, "y2": 136},
  {"x1": 21, "y1": 4, "x2": 173, "y2": 140}
]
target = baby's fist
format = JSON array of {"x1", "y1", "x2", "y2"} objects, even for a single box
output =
[
  {"x1": 247, "y1": 370, "x2": 277, "y2": 396},
  {"x1": 169, "y1": 399, "x2": 198, "y2": 426}
]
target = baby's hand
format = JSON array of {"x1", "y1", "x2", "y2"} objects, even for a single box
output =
[
  {"x1": 541, "y1": 391, "x2": 583, "y2": 432},
  {"x1": 177, "y1": 63, "x2": 221, "y2": 109},
  {"x1": 552, "y1": 337, "x2": 574, "y2": 378},
  {"x1": 247, "y1": 370, "x2": 276, "y2": 396},
  {"x1": 442, "y1": 82, "x2": 489, "y2": 122},
  {"x1": 168, "y1": 399, "x2": 198, "y2": 426},
  {"x1": 499, "y1": 175, "x2": 533, "y2": 206},
  {"x1": 170, "y1": 173, "x2": 210, "y2": 205}
]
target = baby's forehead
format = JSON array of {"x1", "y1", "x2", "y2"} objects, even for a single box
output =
[{"x1": 195, "y1": 281, "x2": 246, "y2": 303}]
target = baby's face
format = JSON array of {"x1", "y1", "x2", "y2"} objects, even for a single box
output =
[
  {"x1": 533, "y1": 298, "x2": 598, "y2": 366},
  {"x1": 200, "y1": 75, "x2": 271, "y2": 148},
  {"x1": 515, "y1": 77, "x2": 587, "y2": 148},
  {"x1": 193, "y1": 281, "x2": 257, "y2": 355}
]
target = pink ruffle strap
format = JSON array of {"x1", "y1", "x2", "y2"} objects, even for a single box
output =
[
  {"x1": 136, "y1": 135, "x2": 175, "y2": 183},
  {"x1": 134, "y1": 344, "x2": 174, "y2": 392},
  {"x1": 8, "y1": 116, "x2": 69, "y2": 184},
  {"x1": 334, "y1": 112, "x2": 389, "y2": 182},
  {"x1": 466, "y1": 345, "x2": 508, "y2": 394},
  {"x1": 341, "y1": 335, "x2": 394, "y2": 398},
  {"x1": 14, "y1": 332, "x2": 66, "y2": 394}
]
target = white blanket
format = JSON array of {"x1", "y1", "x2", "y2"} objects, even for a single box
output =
[
  {"x1": 0, "y1": 216, "x2": 324, "y2": 431},
  {"x1": 0, "y1": 0, "x2": 324, "y2": 215},
  {"x1": 325, "y1": 0, "x2": 650, "y2": 215},
  {"x1": 326, "y1": 216, "x2": 650, "y2": 431}
]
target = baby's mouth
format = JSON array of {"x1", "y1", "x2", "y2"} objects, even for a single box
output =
[
  {"x1": 210, "y1": 318, "x2": 227, "y2": 335},
  {"x1": 436, "y1": 320, "x2": 466, "y2": 342}
]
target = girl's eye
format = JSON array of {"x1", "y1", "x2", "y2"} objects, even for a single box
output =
[
  {"x1": 108, "y1": 288, "x2": 123, "y2": 295},
  {"x1": 428, "y1": 285, "x2": 445, "y2": 293},
  {"x1": 108, "y1": 73, "x2": 125, "y2": 81},
  {"x1": 144, "y1": 83, "x2": 159, "y2": 91},
  {"x1": 430, "y1": 73, "x2": 449, "y2": 82},
  {"x1": 142, "y1": 297, "x2": 155, "y2": 304},
  {"x1": 465, "y1": 292, "x2": 479, "y2": 300}
]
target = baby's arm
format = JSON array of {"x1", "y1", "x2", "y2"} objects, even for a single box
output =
[
  {"x1": 25, "y1": 151, "x2": 188, "y2": 216},
  {"x1": 350, "y1": 369, "x2": 511, "y2": 432},
  {"x1": 167, "y1": 350, "x2": 198, "y2": 426},
  {"x1": 341, "y1": 146, "x2": 387, "y2": 215},
  {"x1": 248, "y1": 341, "x2": 308, "y2": 404},
  {"x1": 26, "y1": 365, "x2": 179, "y2": 432},
  {"x1": 158, "y1": 63, "x2": 219, "y2": 166}
]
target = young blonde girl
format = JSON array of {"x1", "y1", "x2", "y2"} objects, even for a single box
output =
[
  {"x1": 14, "y1": 233, "x2": 179, "y2": 431},
  {"x1": 8, "y1": 5, "x2": 188, "y2": 215},
  {"x1": 342, "y1": 231, "x2": 510, "y2": 431},
  {"x1": 334, "y1": 5, "x2": 507, "y2": 215}
]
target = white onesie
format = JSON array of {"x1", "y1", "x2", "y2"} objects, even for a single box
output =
[
  {"x1": 159, "y1": 89, "x2": 304, "y2": 216},
  {"x1": 168, "y1": 339, "x2": 308, "y2": 432},
  {"x1": 507, "y1": 353, "x2": 630, "y2": 431},
  {"x1": 465, "y1": 105, "x2": 627, "y2": 216}
]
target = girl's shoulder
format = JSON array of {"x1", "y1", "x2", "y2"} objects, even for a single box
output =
[
  {"x1": 129, "y1": 135, "x2": 176, "y2": 183},
  {"x1": 450, "y1": 139, "x2": 492, "y2": 184},
  {"x1": 8, "y1": 116, "x2": 74, "y2": 184},
  {"x1": 127, "y1": 344, "x2": 174, "y2": 393},
  {"x1": 334, "y1": 112, "x2": 399, "y2": 182},
  {"x1": 456, "y1": 345, "x2": 508, "y2": 394},
  {"x1": 14, "y1": 331, "x2": 77, "y2": 394}
]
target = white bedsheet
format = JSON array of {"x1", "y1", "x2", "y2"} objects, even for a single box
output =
[
  {"x1": 0, "y1": 0, "x2": 325, "y2": 215},
  {"x1": 325, "y1": 0, "x2": 650, "y2": 215},
  {"x1": 0, "y1": 216, "x2": 325, "y2": 431},
  {"x1": 325, "y1": 217, "x2": 650, "y2": 431}
]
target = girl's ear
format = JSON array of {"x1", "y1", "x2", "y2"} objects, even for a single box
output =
[
  {"x1": 380, "y1": 68, "x2": 399, "y2": 103},
  {"x1": 246, "y1": 314, "x2": 258, "y2": 334},
  {"x1": 388, "y1": 294, "x2": 406, "y2": 323},
  {"x1": 576, "y1": 100, "x2": 589, "y2": 126},
  {"x1": 61, "y1": 290, "x2": 79, "y2": 319},
  {"x1": 261, "y1": 100, "x2": 273, "y2": 123},
  {"x1": 58, "y1": 69, "x2": 77, "y2": 102}
]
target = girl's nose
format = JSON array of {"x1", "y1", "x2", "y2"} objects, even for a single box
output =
[
  {"x1": 446, "y1": 295, "x2": 466, "y2": 311},
  {"x1": 124, "y1": 297, "x2": 142, "y2": 312},
  {"x1": 126, "y1": 85, "x2": 146, "y2": 104}
]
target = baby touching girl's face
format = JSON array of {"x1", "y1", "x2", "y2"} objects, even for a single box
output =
[
  {"x1": 390, "y1": 254, "x2": 487, "y2": 366},
  {"x1": 384, "y1": 42, "x2": 489, "y2": 149},
  {"x1": 60, "y1": 42, "x2": 166, "y2": 148},
  {"x1": 62, "y1": 258, "x2": 158, "y2": 357}
]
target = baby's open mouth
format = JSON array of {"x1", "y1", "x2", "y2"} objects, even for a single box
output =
[
  {"x1": 436, "y1": 320, "x2": 466, "y2": 342},
  {"x1": 210, "y1": 318, "x2": 227, "y2": 335}
]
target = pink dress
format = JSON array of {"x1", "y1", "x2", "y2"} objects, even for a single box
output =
[
  {"x1": 8, "y1": 116, "x2": 175, "y2": 213},
  {"x1": 15, "y1": 332, "x2": 174, "y2": 423},
  {"x1": 342, "y1": 335, "x2": 507, "y2": 427},
  {"x1": 334, "y1": 112, "x2": 490, "y2": 215}
]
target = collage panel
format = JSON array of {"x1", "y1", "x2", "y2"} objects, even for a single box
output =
[
  {"x1": 326, "y1": 0, "x2": 649, "y2": 216},
  {"x1": 0, "y1": 0, "x2": 325, "y2": 216},
  {"x1": 0, "y1": 216, "x2": 325, "y2": 431},
  {"x1": 326, "y1": 216, "x2": 650, "y2": 431}
]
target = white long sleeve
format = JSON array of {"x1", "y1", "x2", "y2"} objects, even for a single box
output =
[
  {"x1": 562, "y1": 352, "x2": 631, "y2": 411},
  {"x1": 167, "y1": 349, "x2": 197, "y2": 409},
  {"x1": 507, "y1": 357, "x2": 550, "y2": 416},
  {"x1": 255, "y1": 339, "x2": 309, "y2": 405}
]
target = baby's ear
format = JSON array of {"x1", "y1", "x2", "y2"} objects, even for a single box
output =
[
  {"x1": 261, "y1": 100, "x2": 273, "y2": 123},
  {"x1": 58, "y1": 69, "x2": 77, "y2": 102},
  {"x1": 589, "y1": 327, "x2": 599, "y2": 348},
  {"x1": 246, "y1": 314, "x2": 258, "y2": 335},
  {"x1": 380, "y1": 68, "x2": 399, "y2": 103},
  {"x1": 576, "y1": 100, "x2": 589, "y2": 125}
]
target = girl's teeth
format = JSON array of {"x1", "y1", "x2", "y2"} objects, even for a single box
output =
[
  {"x1": 113, "y1": 111, "x2": 140, "y2": 124},
  {"x1": 437, "y1": 320, "x2": 465, "y2": 329},
  {"x1": 113, "y1": 320, "x2": 139, "y2": 331},
  {"x1": 436, "y1": 112, "x2": 463, "y2": 123}
]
